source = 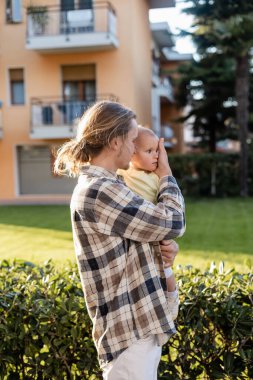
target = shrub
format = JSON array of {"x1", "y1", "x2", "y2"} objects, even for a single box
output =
[
  {"x1": 168, "y1": 152, "x2": 253, "y2": 197},
  {"x1": 0, "y1": 260, "x2": 252, "y2": 379},
  {"x1": 159, "y1": 263, "x2": 253, "y2": 379},
  {"x1": 0, "y1": 260, "x2": 101, "y2": 380}
]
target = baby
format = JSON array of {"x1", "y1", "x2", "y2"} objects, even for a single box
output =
[{"x1": 118, "y1": 126, "x2": 176, "y2": 292}]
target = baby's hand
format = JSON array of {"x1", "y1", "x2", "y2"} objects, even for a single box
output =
[{"x1": 154, "y1": 138, "x2": 172, "y2": 178}]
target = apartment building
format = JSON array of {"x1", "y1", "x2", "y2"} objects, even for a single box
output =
[{"x1": 0, "y1": 0, "x2": 182, "y2": 204}]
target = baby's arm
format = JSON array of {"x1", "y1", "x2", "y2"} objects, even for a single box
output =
[
  {"x1": 164, "y1": 267, "x2": 177, "y2": 292},
  {"x1": 160, "y1": 239, "x2": 177, "y2": 293}
]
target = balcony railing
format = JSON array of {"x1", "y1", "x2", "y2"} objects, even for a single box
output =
[
  {"x1": 30, "y1": 95, "x2": 118, "y2": 139},
  {"x1": 155, "y1": 77, "x2": 174, "y2": 102},
  {"x1": 26, "y1": 2, "x2": 118, "y2": 52},
  {"x1": 161, "y1": 77, "x2": 174, "y2": 100}
]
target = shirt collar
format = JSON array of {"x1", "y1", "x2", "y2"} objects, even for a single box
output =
[{"x1": 80, "y1": 164, "x2": 117, "y2": 179}]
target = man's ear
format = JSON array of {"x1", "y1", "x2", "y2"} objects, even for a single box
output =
[{"x1": 110, "y1": 136, "x2": 122, "y2": 152}]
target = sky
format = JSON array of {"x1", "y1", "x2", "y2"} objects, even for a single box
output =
[{"x1": 149, "y1": 0, "x2": 195, "y2": 54}]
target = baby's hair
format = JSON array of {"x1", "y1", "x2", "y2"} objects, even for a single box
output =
[
  {"x1": 54, "y1": 100, "x2": 136, "y2": 176},
  {"x1": 135, "y1": 125, "x2": 159, "y2": 146}
]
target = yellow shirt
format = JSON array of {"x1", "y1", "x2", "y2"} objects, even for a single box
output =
[{"x1": 117, "y1": 166, "x2": 159, "y2": 203}]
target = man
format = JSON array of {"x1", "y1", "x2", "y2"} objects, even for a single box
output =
[{"x1": 54, "y1": 101, "x2": 185, "y2": 380}]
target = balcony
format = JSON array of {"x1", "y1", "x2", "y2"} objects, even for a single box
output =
[
  {"x1": 152, "y1": 61, "x2": 174, "y2": 102},
  {"x1": 151, "y1": 22, "x2": 174, "y2": 50},
  {"x1": 26, "y1": 2, "x2": 118, "y2": 53},
  {"x1": 30, "y1": 95, "x2": 117, "y2": 139},
  {"x1": 157, "y1": 77, "x2": 174, "y2": 102},
  {"x1": 152, "y1": 60, "x2": 160, "y2": 86}
]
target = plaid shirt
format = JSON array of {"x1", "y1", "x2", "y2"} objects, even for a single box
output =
[{"x1": 70, "y1": 165, "x2": 185, "y2": 365}]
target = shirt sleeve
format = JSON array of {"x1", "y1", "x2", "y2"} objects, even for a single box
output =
[{"x1": 75, "y1": 175, "x2": 185, "y2": 243}]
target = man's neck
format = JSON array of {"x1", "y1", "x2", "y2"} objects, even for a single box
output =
[{"x1": 90, "y1": 153, "x2": 117, "y2": 173}]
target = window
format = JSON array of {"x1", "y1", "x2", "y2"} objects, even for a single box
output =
[
  {"x1": 62, "y1": 80, "x2": 95, "y2": 123},
  {"x1": 6, "y1": 0, "x2": 22, "y2": 23},
  {"x1": 61, "y1": 64, "x2": 96, "y2": 123},
  {"x1": 79, "y1": 0, "x2": 92, "y2": 9},
  {"x1": 61, "y1": 0, "x2": 75, "y2": 11},
  {"x1": 63, "y1": 80, "x2": 96, "y2": 101},
  {"x1": 62, "y1": 64, "x2": 96, "y2": 102},
  {"x1": 60, "y1": 0, "x2": 93, "y2": 33},
  {"x1": 9, "y1": 68, "x2": 25, "y2": 105},
  {"x1": 60, "y1": 0, "x2": 92, "y2": 11}
]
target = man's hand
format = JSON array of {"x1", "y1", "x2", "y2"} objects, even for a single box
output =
[
  {"x1": 154, "y1": 138, "x2": 172, "y2": 178},
  {"x1": 160, "y1": 239, "x2": 179, "y2": 268}
]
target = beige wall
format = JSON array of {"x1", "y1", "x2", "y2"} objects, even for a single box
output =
[
  {"x1": 131, "y1": 0, "x2": 152, "y2": 126},
  {"x1": 0, "y1": 0, "x2": 153, "y2": 203},
  {"x1": 1, "y1": 0, "x2": 152, "y2": 116}
]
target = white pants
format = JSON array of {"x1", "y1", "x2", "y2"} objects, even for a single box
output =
[{"x1": 102, "y1": 335, "x2": 162, "y2": 380}]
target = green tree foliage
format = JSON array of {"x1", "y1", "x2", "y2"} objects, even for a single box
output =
[
  {"x1": 177, "y1": 0, "x2": 253, "y2": 196},
  {"x1": 0, "y1": 260, "x2": 252, "y2": 379},
  {"x1": 176, "y1": 53, "x2": 236, "y2": 152}
]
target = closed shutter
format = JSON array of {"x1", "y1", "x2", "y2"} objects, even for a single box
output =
[
  {"x1": 62, "y1": 64, "x2": 95, "y2": 81},
  {"x1": 17, "y1": 146, "x2": 76, "y2": 195}
]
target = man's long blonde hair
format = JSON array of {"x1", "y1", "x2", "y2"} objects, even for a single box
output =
[{"x1": 54, "y1": 101, "x2": 136, "y2": 176}]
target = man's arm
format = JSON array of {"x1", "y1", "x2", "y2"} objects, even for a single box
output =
[{"x1": 75, "y1": 175, "x2": 185, "y2": 243}]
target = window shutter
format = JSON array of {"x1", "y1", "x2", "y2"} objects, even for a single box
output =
[{"x1": 62, "y1": 64, "x2": 96, "y2": 81}]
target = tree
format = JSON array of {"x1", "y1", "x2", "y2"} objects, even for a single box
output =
[
  {"x1": 182, "y1": 0, "x2": 253, "y2": 196},
  {"x1": 175, "y1": 53, "x2": 237, "y2": 152}
]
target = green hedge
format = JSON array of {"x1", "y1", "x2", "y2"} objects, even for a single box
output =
[
  {"x1": 0, "y1": 260, "x2": 252, "y2": 379},
  {"x1": 0, "y1": 261, "x2": 100, "y2": 380},
  {"x1": 160, "y1": 263, "x2": 253, "y2": 379},
  {"x1": 168, "y1": 152, "x2": 253, "y2": 197}
]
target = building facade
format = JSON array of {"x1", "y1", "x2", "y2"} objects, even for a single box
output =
[{"x1": 0, "y1": 0, "x2": 184, "y2": 204}]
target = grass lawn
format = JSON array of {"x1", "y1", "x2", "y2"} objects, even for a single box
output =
[
  {"x1": 180, "y1": 198, "x2": 253, "y2": 272},
  {"x1": 0, "y1": 206, "x2": 75, "y2": 266},
  {"x1": 0, "y1": 198, "x2": 252, "y2": 272}
]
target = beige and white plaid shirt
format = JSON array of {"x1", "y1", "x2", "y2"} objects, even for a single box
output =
[{"x1": 70, "y1": 165, "x2": 185, "y2": 365}]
